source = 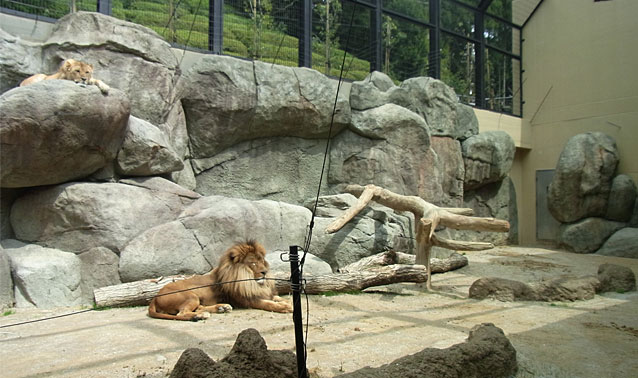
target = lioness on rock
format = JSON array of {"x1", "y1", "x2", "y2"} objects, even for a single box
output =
[
  {"x1": 20, "y1": 58, "x2": 110, "y2": 94},
  {"x1": 148, "y1": 240, "x2": 293, "y2": 321}
]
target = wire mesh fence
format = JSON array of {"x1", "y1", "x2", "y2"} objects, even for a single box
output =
[{"x1": 0, "y1": 0, "x2": 523, "y2": 115}]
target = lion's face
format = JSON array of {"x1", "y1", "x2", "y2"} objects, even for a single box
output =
[
  {"x1": 60, "y1": 59, "x2": 94, "y2": 84},
  {"x1": 228, "y1": 241, "x2": 270, "y2": 285}
]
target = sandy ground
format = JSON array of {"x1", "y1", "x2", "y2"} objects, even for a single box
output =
[{"x1": 1, "y1": 246, "x2": 637, "y2": 378}]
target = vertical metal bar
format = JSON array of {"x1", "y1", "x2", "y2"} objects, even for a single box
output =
[
  {"x1": 519, "y1": 28, "x2": 524, "y2": 117},
  {"x1": 428, "y1": 0, "x2": 440, "y2": 79},
  {"x1": 97, "y1": 0, "x2": 112, "y2": 15},
  {"x1": 298, "y1": 0, "x2": 312, "y2": 67},
  {"x1": 209, "y1": 0, "x2": 223, "y2": 54},
  {"x1": 474, "y1": 10, "x2": 485, "y2": 109},
  {"x1": 289, "y1": 245, "x2": 308, "y2": 378},
  {"x1": 371, "y1": 0, "x2": 382, "y2": 72}
]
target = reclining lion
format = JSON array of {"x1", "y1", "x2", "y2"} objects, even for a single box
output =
[
  {"x1": 20, "y1": 58, "x2": 110, "y2": 94},
  {"x1": 148, "y1": 240, "x2": 293, "y2": 321}
]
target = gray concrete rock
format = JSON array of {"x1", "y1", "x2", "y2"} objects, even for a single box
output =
[
  {"x1": 193, "y1": 137, "x2": 328, "y2": 205},
  {"x1": 462, "y1": 131, "x2": 516, "y2": 190},
  {"x1": 78, "y1": 247, "x2": 121, "y2": 304},
  {"x1": 421, "y1": 136, "x2": 465, "y2": 207},
  {"x1": 0, "y1": 247, "x2": 14, "y2": 309},
  {"x1": 329, "y1": 104, "x2": 430, "y2": 198},
  {"x1": 451, "y1": 178, "x2": 518, "y2": 245},
  {"x1": 10, "y1": 180, "x2": 195, "y2": 253},
  {"x1": 548, "y1": 132, "x2": 618, "y2": 223},
  {"x1": 116, "y1": 116, "x2": 184, "y2": 176},
  {"x1": 597, "y1": 263, "x2": 636, "y2": 293},
  {"x1": 0, "y1": 29, "x2": 42, "y2": 93},
  {"x1": 303, "y1": 194, "x2": 413, "y2": 270},
  {"x1": 350, "y1": 72, "x2": 478, "y2": 140},
  {"x1": 119, "y1": 196, "x2": 311, "y2": 282},
  {"x1": 630, "y1": 199, "x2": 638, "y2": 227},
  {"x1": 0, "y1": 80, "x2": 130, "y2": 188},
  {"x1": 42, "y1": 12, "x2": 179, "y2": 125},
  {"x1": 559, "y1": 218, "x2": 626, "y2": 254},
  {"x1": 1, "y1": 188, "x2": 21, "y2": 239},
  {"x1": 180, "y1": 55, "x2": 349, "y2": 159},
  {"x1": 596, "y1": 228, "x2": 638, "y2": 258},
  {"x1": 1, "y1": 240, "x2": 83, "y2": 308},
  {"x1": 605, "y1": 174, "x2": 637, "y2": 222}
]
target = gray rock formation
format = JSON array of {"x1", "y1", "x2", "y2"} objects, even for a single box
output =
[
  {"x1": 0, "y1": 80, "x2": 130, "y2": 188},
  {"x1": 0, "y1": 29, "x2": 42, "y2": 93},
  {"x1": 304, "y1": 194, "x2": 413, "y2": 270},
  {"x1": 78, "y1": 247, "x2": 121, "y2": 304},
  {"x1": 422, "y1": 136, "x2": 465, "y2": 207},
  {"x1": 329, "y1": 103, "x2": 430, "y2": 197},
  {"x1": 0, "y1": 248, "x2": 14, "y2": 309},
  {"x1": 1, "y1": 240, "x2": 83, "y2": 308},
  {"x1": 558, "y1": 218, "x2": 626, "y2": 254},
  {"x1": 451, "y1": 178, "x2": 518, "y2": 245},
  {"x1": 597, "y1": 263, "x2": 636, "y2": 293},
  {"x1": 180, "y1": 55, "x2": 349, "y2": 159},
  {"x1": 596, "y1": 228, "x2": 638, "y2": 258},
  {"x1": 267, "y1": 251, "x2": 332, "y2": 275},
  {"x1": 193, "y1": 137, "x2": 328, "y2": 204},
  {"x1": 116, "y1": 116, "x2": 184, "y2": 176},
  {"x1": 605, "y1": 174, "x2": 637, "y2": 222},
  {"x1": 548, "y1": 132, "x2": 618, "y2": 223},
  {"x1": 462, "y1": 131, "x2": 516, "y2": 190},
  {"x1": 350, "y1": 72, "x2": 479, "y2": 140},
  {"x1": 469, "y1": 277, "x2": 537, "y2": 301},
  {"x1": 118, "y1": 196, "x2": 311, "y2": 282},
  {"x1": 10, "y1": 179, "x2": 196, "y2": 253}
]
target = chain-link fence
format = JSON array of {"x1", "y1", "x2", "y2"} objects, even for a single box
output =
[{"x1": 1, "y1": 0, "x2": 523, "y2": 115}]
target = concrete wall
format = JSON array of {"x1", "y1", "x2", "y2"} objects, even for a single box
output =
[{"x1": 518, "y1": 0, "x2": 638, "y2": 244}]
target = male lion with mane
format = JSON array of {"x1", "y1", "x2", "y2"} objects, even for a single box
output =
[
  {"x1": 20, "y1": 58, "x2": 110, "y2": 94},
  {"x1": 148, "y1": 240, "x2": 292, "y2": 321}
]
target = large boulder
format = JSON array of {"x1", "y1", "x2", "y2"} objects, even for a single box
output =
[
  {"x1": 558, "y1": 218, "x2": 625, "y2": 254},
  {"x1": 349, "y1": 72, "x2": 478, "y2": 140},
  {"x1": 596, "y1": 228, "x2": 638, "y2": 258},
  {"x1": 0, "y1": 80, "x2": 130, "y2": 188},
  {"x1": 115, "y1": 115, "x2": 184, "y2": 176},
  {"x1": 329, "y1": 103, "x2": 430, "y2": 197},
  {"x1": 193, "y1": 137, "x2": 328, "y2": 205},
  {"x1": 0, "y1": 248, "x2": 14, "y2": 309},
  {"x1": 118, "y1": 196, "x2": 311, "y2": 282},
  {"x1": 1, "y1": 240, "x2": 84, "y2": 308},
  {"x1": 605, "y1": 174, "x2": 637, "y2": 222},
  {"x1": 41, "y1": 12, "x2": 179, "y2": 125},
  {"x1": 10, "y1": 179, "x2": 197, "y2": 253},
  {"x1": 180, "y1": 55, "x2": 349, "y2": 159},
  {"x1": 303, "y1": 194, "x2": 413, "y2": 270},
  {"x1": 462, "y1": 131, "x2": 516, "y2": 190},
  {"x1": 548, "y1": 132, "x2": 618, "y2": 223}
]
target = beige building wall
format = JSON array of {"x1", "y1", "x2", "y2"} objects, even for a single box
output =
[{"x1": 516, "y1": 0, "x2": 638, "y2": 244}]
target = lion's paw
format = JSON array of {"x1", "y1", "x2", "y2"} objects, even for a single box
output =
[{"x1": 217, "y1": 304, "x2": 233, "y2": 313}]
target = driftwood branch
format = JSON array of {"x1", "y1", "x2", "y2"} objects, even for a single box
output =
[
  {"x1": 94, "y1": 275, "x2": 191, "y2": 308},
  {"x1": 326, "y1": 184, "x2": 510, "y2": 289}
]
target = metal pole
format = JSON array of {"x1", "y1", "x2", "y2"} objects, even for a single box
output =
[{"x1": 289, "y1": 245, "x2": 308, "y2": 378}]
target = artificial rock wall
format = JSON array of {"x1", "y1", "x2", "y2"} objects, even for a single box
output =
[{"x1": 0, "y1": 12, "x2": 517, "y2": 308}]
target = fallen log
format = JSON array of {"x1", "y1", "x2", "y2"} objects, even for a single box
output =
[{"x1": 94, "y1": 251, "x2": 469, "y2": 307}]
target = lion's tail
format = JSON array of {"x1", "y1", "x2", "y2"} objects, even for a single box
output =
[{"x1": 148, "y1": 298, "x2": 198, "y2": 321}]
